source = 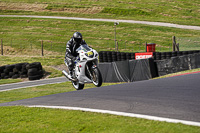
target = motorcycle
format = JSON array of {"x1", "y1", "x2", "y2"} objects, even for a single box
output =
[{"x1": 62, "y1": 44, "x2": 102, "y2": 90}]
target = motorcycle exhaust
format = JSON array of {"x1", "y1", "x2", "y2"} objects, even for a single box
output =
[{"x1": 62, "y1": 70, "x2": 77, "y2": 81}]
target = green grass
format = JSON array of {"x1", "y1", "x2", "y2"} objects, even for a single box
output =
[
  {"x1": 0, "y1": 79, "x2": 22, "y2": 85},
  {"x1": 1, "y1": 106, "x2": 199, "y2": 133},
  {"x1": 0, "y1": 17, "x2": 200, "y2": 55},
  {"x1": 0, "y1": 0, "x2": 200, "y2": 26}
]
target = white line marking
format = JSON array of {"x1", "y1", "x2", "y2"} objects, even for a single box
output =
[{"x1": 28, "y1": 105, "x2": 200, "y2": 127}]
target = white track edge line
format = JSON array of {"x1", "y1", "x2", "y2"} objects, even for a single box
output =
[
  {"x1": 27, "y1": 105, "x2": 200, "y2": 127},
  {"x1": 0, "y1": 81, "x2": 66, "y2": 92}
]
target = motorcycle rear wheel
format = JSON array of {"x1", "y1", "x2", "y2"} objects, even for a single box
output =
[
  {"x1": 91, "y1": 67, "x2": 102, "y2": 87},
  {"x1": 72, "y1": 81, "x2": 84, "y2": 90}
]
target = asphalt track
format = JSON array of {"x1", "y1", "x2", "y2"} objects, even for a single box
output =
[{"x1": 1, "y1": 73, "x2": 200, "y2": 126}]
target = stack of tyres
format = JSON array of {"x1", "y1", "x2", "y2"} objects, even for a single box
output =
[
  {"x1": 0, "y1": 63, "x2": 29, "y2": 79},
  {"x1": 120, "y1": 52, "x2": 126, "y2": 61},
  {"x1": 161, "y1": 52, "x2": 166, "y2": 60},
  {"x1": 13, "y1": 63, "x2": 28, "y2": 79},
  {"x1": 131, "y1": 53, "x2": 135, "y2": 60},
  {"x1": 0, "y1": 66, "x2": 5, "y2": 79},
  {"x1": 172, "y1": 51, "x2": 177, "y2": 57},
  {"x1": 177, "y1": 51, "x2": 183, "y2": 56},
  {"x1": 107, "y1": 51, "x2": 112, "y2": 62},
  {"x1": 126, "y1": 53, "x2": 131, "y2": 60},
  {"x1": 102, "y1": 51, "x2": 108, "y2": 62},
  {"x1": 155, "y1": 52, "x2": 161, "y2": 60},
  {"x1": 188, "y1": 50, "x2": 194, "y2": 55},
  {"x1": 98, "y1": 51, "x2": 103, "y2": 62},
  {"x1": 3, "y1": 65, "x2": 15, "y2": 79},
  {"x1": 166, "y1": 52, "x2": 172, "y2": 59},
  {"x1": 117, "y1": 52, "x2": 121, "y2": 61},
  {"x1": 182, "y1": 51, "x2": 188, "y2": 56},
  {"x1": 193, "y1": 50, "x2": 200, "y2": 53},
  {"x1": 27, "y1": 62, "x2": 44, "y2": 80},
  {"x1": 112, "y1": 52, "x2": 117, "y2": 62}
]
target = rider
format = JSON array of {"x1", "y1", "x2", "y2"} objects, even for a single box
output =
[{"x1": 65, "y1": 32, "x2": 87, "y2": 78}]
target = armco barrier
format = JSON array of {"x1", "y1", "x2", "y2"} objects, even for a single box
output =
[{"x1": 99, "y1": 58, "x2": 157, "y2": 82}]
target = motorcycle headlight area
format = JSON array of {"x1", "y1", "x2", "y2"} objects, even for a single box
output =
[{"x1": 85, "y1": 51, "x2": 94, "y2": 58}]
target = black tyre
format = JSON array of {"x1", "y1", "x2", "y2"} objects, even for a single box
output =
[
  {"x1": 4, "y1": 76, "x2": 9, "y2": 79},
  {"x1": 1, "y1": 73, "x2": 5, "y2": 79},
  {"x1": 15, "y1": 63, "x2": 24, "y2": 70},
  {"x1": 0, "y1": 66, "x2": 5, "y2": 73},
  {"x1": 9, "y1": 72, "x2": 14, "y2": 77},
  {"x1": 131, "y1": 53, "x2": 135, "y2": 60},
  {"x1": 21, "y1": 74, "x2": 28, "y2": 78},
  {"x1": 117, "y1": 52, "x2": 121, "y2": 61},
  {"x1": 161, "y1": 52, "x2": 166, "y2": 60},
  {"x1": 12, "y1": 74, "x2": 20, "y2": 79},
  {"x1": 177, "y1": 51, "x2": 183, "y2": 56},
  {"x1": 28, "y1": 68, "x2": 38, "y2": 73},
  {"x1": 5, "y1": 65, "x2": 15, "y2": 70},
  {"x1": 13, "y1": 68, "x2": 19, "y2": 73},
  {"x1": 182, "y1": 51, "x2": 188, "y2": 55},
  {"x1": 3, "y1": 69, "x2": 10, "y2": 74},
  {"x1": 26, "y1": 62, "x2": 42, "y2": 70},
  {"x1": 28, "y1": 70, "x2": 43, "y2": 76},
  {"x1": 28, "y1": 74, "x2": 43, "y2": 80},
  {"x1": 72, "y1": 81, "x2": 84, "y2": 90},
  {"x1": 172, "y1": 51, "x2": 177, "y2": 57},
  {"x1": 91, "y1": 67, "x2": 102, "y2": 87}
]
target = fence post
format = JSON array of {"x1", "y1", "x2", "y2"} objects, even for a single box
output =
[
  {"x1": 41, "y1": 40, "x2": 44, "y2": 56},
  {"x1": 172, "y1": 36, "x2": 176, "y2": 51},
  {"x1": 1, "y1": 39, "x2": 3, "y2": 55}
]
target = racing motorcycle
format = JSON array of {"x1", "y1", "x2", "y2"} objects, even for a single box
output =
[{"x1": 62, "y1": 44, "x2": 102, "y2": 90}]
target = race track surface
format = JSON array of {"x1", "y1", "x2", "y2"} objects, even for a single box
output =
[{"x1": 1, "y1": 73, "x2": 200, "y2": 123}]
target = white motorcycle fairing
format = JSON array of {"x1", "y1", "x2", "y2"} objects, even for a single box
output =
[{"x1": 62, "y1": 44, "x2": 102, "y2": 90}]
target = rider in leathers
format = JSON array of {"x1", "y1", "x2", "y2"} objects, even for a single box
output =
[{"x1": 65, "y1": 32, "x2": 87, "y2": 78}]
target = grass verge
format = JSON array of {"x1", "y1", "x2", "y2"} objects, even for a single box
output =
[{"x1": 1, "y1": 106, "x2": 199, "y2": 133}]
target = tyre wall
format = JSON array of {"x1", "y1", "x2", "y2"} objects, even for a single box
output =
[
  {"x1": 0, "y1": 62, "x2": 44, "y2": 80},
  {"x1": 155, "y1": 53, "x2": 200, "y2": 76},
  {"x1": 99, "y1": 50, "x2": 200, "y2": 62}
]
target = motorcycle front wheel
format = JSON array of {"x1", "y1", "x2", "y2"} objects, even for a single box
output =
[
  {"x1": 72, "y1": 81, "x2": 84, "y2": 90},
  {"x1": 91, "y1": 67, "x2": 102, "y2": 87}
]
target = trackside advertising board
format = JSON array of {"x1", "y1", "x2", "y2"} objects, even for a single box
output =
[{"x1": 135, "y1": 52, "x2": 153, "y2": 60}]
